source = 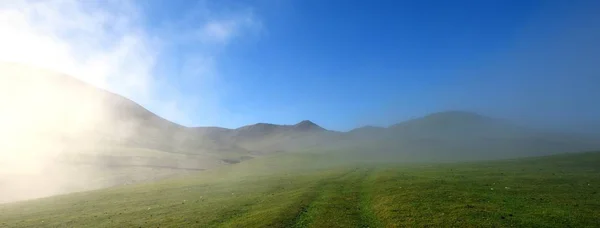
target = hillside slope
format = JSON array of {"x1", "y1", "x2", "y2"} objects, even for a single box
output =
[
  {"x1": 0, "y1": 62, "x2": 338, "y2": 156},
  {"x1": 0, "y1": 63, "x2": 336, "y2": 201},
  {"x1": 2, "y1": 63, "x2": 599, "y2": 203},
  {"x1": 3, "y1": 63, "x2": 596, "y2": 159},
  {"x1": 327, "y1": 111, "x2": 600, "y2": 161}
]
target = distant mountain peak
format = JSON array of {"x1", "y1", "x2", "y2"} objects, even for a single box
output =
[
  {"x1": 296, "y1": 120, "x2": 315, "y2": 125},
  {"x1": 294, "y1": 120, "x2": 324, "y2": 131}
]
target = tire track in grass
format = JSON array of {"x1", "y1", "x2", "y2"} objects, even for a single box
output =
[
  {"x1": 202, "y1": 178, "x2": 313, "y2": 227},
  {"x1": 286, "y1": 168, "x2": 361, "y2": 228},
  {"x1": 359, "y1": 167, "x2": 382, "y2": 228},
  {"x1": 214, "y1": 168, "x2": 359, "y2": 227},
  {"x1": 291, "y1": 167, "x2": 377, "y2": 228}
]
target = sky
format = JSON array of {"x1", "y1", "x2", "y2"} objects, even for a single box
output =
[{"x1": 0, "y1": 0, "x2": 599, "y2": 132}]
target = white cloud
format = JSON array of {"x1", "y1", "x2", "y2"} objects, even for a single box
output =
[
  {"x1": 0, "y1": 0, "x2": 156, "y2": 102},
  {"x1": 0, "y1": 0, "x2": 261, "y2": 126},
  {"x1": 194, "y1": 7, "x2": 261, "y2": 45},
  {"x1": 0, "y1": 0, "x2": 262, "y2": 202},
  {"x1": 200, "y1": 16, "x2": 260, "y2": 44},
  {"x1": 202, "y1": 21, "x2": 236, "y2": 43}
]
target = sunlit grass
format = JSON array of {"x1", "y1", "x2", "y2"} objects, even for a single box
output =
[{"x1": 0, "y1": 151, "x2": 598, "y2": 227}]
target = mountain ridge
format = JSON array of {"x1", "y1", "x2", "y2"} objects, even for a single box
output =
[
  {"x1": 3, "y1": 62, "x2": 597, "y2": 155},
  {"x1": 3, "y1": 63, "x2": 600, "y2": 202},
  {"x1": 3, "y1": 63, "x2": 597, "y2": 139}
]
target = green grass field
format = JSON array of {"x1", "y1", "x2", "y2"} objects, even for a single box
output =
[{"x1": 1, "y1": 151, "x2": 599, "y2": 227}]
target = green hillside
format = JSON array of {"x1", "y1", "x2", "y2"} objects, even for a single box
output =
[
  {"x1": 2, "y1": 63, "x2": 600, "y2": 224},
  {"x1": 1, "y1": 150, "x2": 598, "y2": 227}
]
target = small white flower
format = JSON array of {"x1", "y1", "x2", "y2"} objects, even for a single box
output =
[{"x1": 491, "y1": 188, "x2": 494, "y2": 190}]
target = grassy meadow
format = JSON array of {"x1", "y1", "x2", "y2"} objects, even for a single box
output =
[{"x1": 0, "y1": 151, "x2": 599, "y2": 227}]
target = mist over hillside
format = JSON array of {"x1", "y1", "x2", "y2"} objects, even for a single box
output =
[{"x1": 1, "y1": 62, "x2": 599, "y2": 202}]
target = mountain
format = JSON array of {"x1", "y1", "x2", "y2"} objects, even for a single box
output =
[
  {"x1": 294, "y1": 120, "x2": 326, "y2": 131},
  {"x1": 2, "y1": 63, "x2": 597, "y2": 160},
  {"x1": 0, "y1": 63, "x2": 330, "y2": 201},
  {"x1": 349, "y1": 125, "x2": 387, "y2": 133},
  {"x1": 0, "y1": 65, "x2": 216, "y2": 148},
  {"x1": 347, "y1": 125, "x2": 388, "y2": 139},
  {"x1": 388, "y1": 111, "x2": 521, "y2": 139},
  {"x1": 233, "y1": 120, "x2": 325, "y2": 138},
  {"x1": 2, "y1": 62, "x2": 599, "y2": 202},
  {"x1": 4, "y1": 63, "x2": 599, "y2": 158},
  {"x1": 229, "y1": 120, "x2": 335, "y2": 153},
  {"x1": 340, "y1": 111, "x2": 600, "y2": 161},
  {"x1": 0, "y1": 62, "x2": 334, "y2": 157}
]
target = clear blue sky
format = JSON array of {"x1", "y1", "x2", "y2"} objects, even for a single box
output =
[
  {"x1": 23, "y1": 0, "x2": 595, "y2": 132},
  {"x1": 137, "y1": 0, "x2": 600, "y2": 132}
]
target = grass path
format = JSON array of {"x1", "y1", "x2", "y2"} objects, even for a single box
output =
[
  {"x1": 0, "y1": 152, "x2": 599, "y2": 227},
  {"x1": 288, "y1": 168, "x2": 381, "y2": 228},
  {"x1": 220, "y1": 168, "x2": 359, "y2": 227}
]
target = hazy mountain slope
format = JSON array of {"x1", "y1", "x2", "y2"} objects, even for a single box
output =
[
  {"x1": 2, "y1": 63, "x2": 599, "y2": 202},
  {"x1": 231, "y1": 120, "x2": 340, "y2": 153},
  {"x1": 8, "y1": 62, "x2": 593, "y2": 163},
  {"x1": 389, "y1": 111, "x2": 530, "y2": 139},
  {"x1": 0, "y1": 62, "x2": 335, "y2": 201},
  {"x1": 1, "y1": 63, "x2": 177, "y2": 149},
  {"x1": 0, "y1": 63, "x2": 237, "y2": 202},
  {"x1": 0, "y1": 63, "x2": 334, "y2": 158},
  {"x1": 334, "y1": 111, "x2": 600, "y2": 161},
  {"x1": 0, "y1": 63, "x2": 337, "y2": 168},
  {"x1": 0, "y1": 63, "x2": 245, "y2": 155}
]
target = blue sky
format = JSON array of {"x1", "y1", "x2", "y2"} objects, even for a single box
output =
[{"x1": 2, "y1": 0, "x2": 599, "y2": 132}]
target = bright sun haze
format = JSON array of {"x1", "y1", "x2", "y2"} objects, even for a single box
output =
[
  {"x1": 1, "y1": 0, "x2": 599, "y2": 131},
  {"x1": 0, "y1": 0, "x2": 599, "y2": 227}
]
